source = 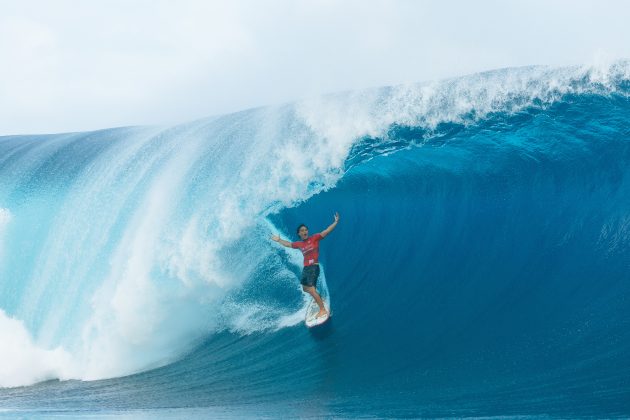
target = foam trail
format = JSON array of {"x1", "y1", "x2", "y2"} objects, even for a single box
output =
[{"x1": 220, "y1": 218, "x2": 331, "y2": 335}]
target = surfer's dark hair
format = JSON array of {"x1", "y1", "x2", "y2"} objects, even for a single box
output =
[{"x1": 296, "y1": 224, "x2": 308, "y2": 235}]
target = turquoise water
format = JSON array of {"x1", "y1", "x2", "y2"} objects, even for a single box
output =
[{"x1": 1, "y1": 63, "x2": 629, "y2": 417}]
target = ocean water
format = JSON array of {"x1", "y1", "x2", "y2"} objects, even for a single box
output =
[{"x1": 0, "y1": 63, "x2": 629, "y2": 418}]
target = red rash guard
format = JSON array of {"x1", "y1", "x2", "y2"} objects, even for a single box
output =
[{"x1": 291, "y1": 233, "x2": 323, "y2": 266}]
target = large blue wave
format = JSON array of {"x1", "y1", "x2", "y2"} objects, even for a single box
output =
[{"x1": 0, "y1": 63, "x2": 629, "y2": 417}]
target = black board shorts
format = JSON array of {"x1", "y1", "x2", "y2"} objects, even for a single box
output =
[{"x1": 301, "y1": 264, "x2": 320, "y2": 287}]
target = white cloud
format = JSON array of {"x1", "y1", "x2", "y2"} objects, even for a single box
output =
[{"x1": 0, "y1": 0, "x2": 629, "y2": 135}]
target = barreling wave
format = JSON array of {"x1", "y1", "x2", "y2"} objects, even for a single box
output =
[{"x1": 0, "y1": 62, "x2": 629, "y2": 417}]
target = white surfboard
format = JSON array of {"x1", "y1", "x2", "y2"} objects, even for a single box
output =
[{"x1": 305, "y1": 298, "x2": 331, "y2": 328}]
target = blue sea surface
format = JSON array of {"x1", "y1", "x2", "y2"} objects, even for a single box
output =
[{"x1": 0, "y1": 64, "x2": 629, "y2": 418}]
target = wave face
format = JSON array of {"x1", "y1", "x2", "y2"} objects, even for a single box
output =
[{"x1": 1, "y1": 63, "x2": 629, "y2": 417}]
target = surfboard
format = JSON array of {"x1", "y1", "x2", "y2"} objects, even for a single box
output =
[{"x1": 305, "y1": 298, "x2": 331, "y2": 328}]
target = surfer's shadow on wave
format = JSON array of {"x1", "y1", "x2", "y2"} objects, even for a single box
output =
[{"x1": 307, "y1": 319, "x2": 334, "y2": 340}]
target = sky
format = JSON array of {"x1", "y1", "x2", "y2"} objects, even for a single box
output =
[{"x1": 1, "y1": 0, "x2": 629, "y2": 135}]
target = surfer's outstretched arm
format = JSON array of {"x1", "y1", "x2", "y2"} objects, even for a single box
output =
[
  {"x1": 271, "y1": 235, "x2": 292, "y2": 247},
  {"x1": 320, "y1": 212, "x2": 340, "y2": 238}
]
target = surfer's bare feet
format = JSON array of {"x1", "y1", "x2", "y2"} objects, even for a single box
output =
[{"x1": 316, "y1": 309, "x2": 328, "y2": 318}]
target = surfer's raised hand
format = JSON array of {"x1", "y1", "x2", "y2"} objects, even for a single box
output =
[
  {"x1": 271, "y1": 234, "x2": 292, "y2": 248},
  {"x1": 321, "y1": 212, "x2": 340, "y2": 238}
]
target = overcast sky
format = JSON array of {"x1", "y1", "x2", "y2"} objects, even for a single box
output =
[{"x1": 1, "y1": 0, "x2": 629, "y2": 135}]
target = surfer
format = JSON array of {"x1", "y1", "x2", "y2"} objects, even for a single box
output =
[{"x1": 271, "y1": 212, "x2": 339, "y2": 319}]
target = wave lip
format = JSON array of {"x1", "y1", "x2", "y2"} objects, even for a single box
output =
[{"x1": 296, "y1": 60, "x2": 629, "y2": 144}]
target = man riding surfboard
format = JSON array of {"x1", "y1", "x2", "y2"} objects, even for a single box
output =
[{"x1": 271, "y1": 212, "x2": 339, "y2": 319}]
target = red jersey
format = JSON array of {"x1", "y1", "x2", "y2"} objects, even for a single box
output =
[{"x1": 291, "y1": 233, "x2": 323, "y2": 266}]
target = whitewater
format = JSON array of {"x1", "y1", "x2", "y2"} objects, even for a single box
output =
[{"x1": 0, "y1": 63, "x2": 629, "y2": 417}]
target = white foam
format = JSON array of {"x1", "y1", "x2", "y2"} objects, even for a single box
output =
[
  {"x1": 77, "y1": 132, "x2": 227, "y2": 380},
  {"x1": 0, "y1": 309, "x2": 77, "y2": 388}
]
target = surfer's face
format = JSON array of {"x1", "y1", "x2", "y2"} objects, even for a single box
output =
[{"x1": 298, "y1": 226, "x2": 309, "y2": 240}]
